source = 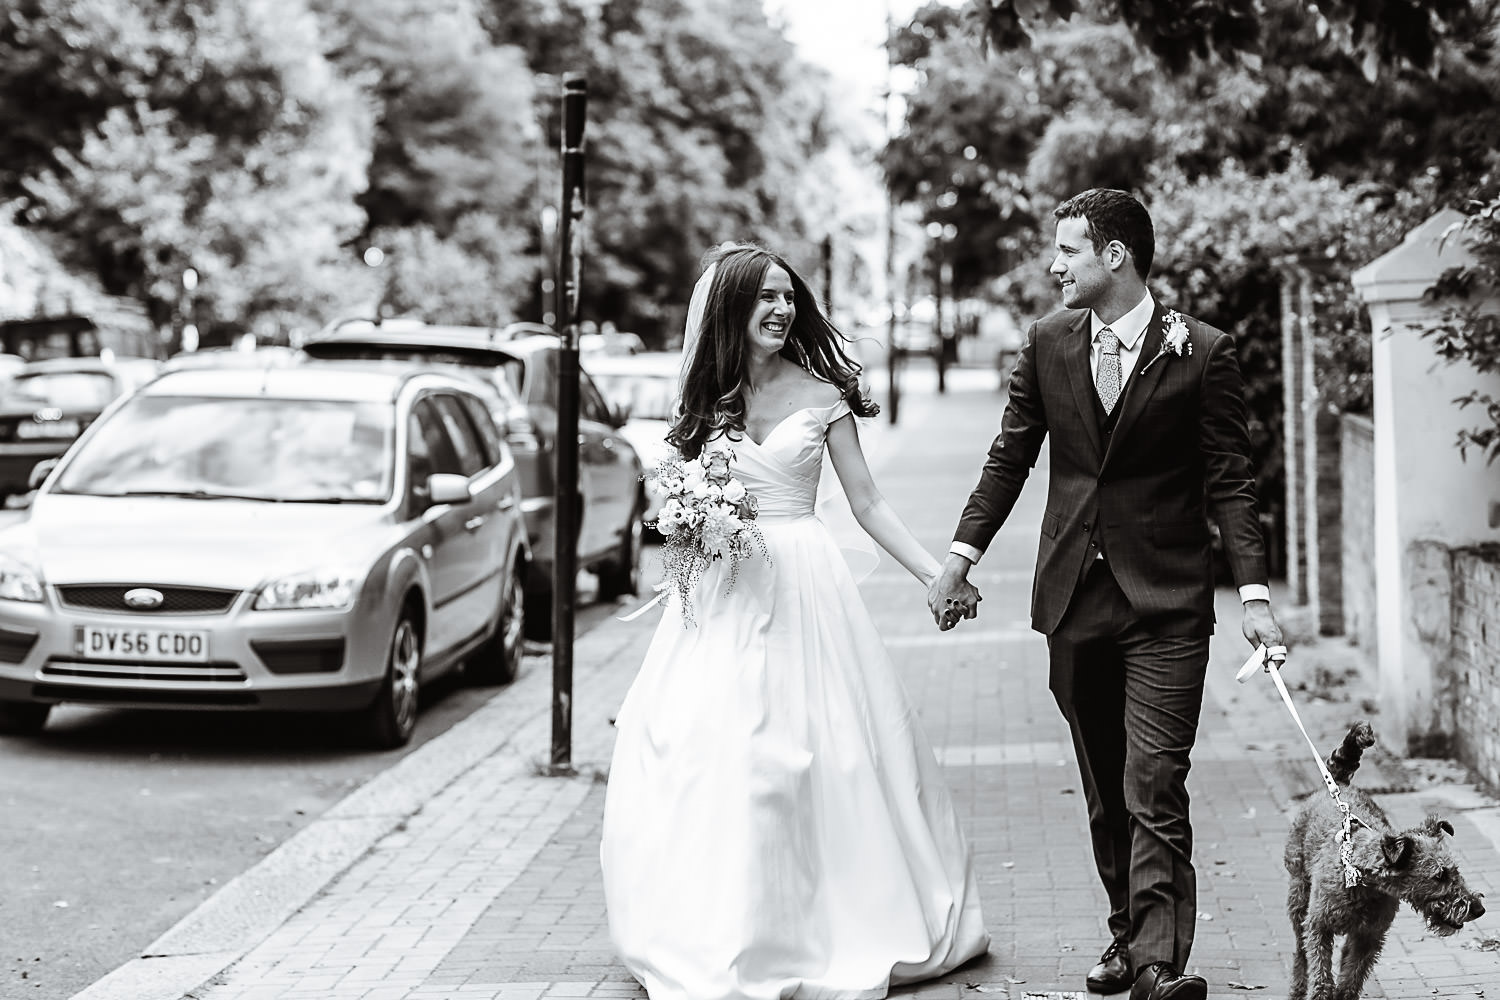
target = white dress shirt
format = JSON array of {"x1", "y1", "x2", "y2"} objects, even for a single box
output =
[{"x1": 951, "y1": 292, "x2": 1270, "y2": 605}]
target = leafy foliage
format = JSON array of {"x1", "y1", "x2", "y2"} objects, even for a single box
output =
[
  {"x1": 10, "y1": 0, "x2": 374, "y2": 341},
  {"x1": 964, "y1": 0, "x2": 1484, "y2": 78},
  {"x1": 1419, "y1": 185, "x2": 1500, "y2": 459},
  {"x1": 480, "y1": 0, "x2": 836, "y2": 342}
]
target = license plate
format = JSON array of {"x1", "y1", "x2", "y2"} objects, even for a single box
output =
[
  {"x1": 74, "y1": 625, "x2": 210, "y2": 663},
  {"x1": 17, "y1": 419, "x2": 81, "y2": 439}
]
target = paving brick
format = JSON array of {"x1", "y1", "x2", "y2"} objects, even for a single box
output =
[{"x1": 175, "y1": 386, "x2": 1500, "y2": 1000}]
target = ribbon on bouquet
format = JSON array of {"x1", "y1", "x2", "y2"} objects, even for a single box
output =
[
  {"x1": 1237, "y1": 644, "x2": 1362, "y2": 888},
  {"x1": 617, "y1": 582, "x2": 671, "y2": 622}
]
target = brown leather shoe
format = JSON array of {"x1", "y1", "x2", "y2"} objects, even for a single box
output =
[
  {"x1": 1129, "y1": 962, "x2": 1207, "y2": 1000},
  {"x1": 1086, "y1": 939, "x2": 1131, "y2": 994}
]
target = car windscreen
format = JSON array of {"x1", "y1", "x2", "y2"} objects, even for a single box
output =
[
  {"x1": 8, "y1": 371, "x2": 118, "y2": 411},
  {"x1": 591, "y1": 371, "x2": 676, "y2": 421},
  {"x1": 53, "y1": 394, "x2": 396, "y2": 503}
]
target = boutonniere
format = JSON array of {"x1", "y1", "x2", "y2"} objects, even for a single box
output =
[{"x1": 1140, "y1": 309, "x2": 1193, "y2": 374}]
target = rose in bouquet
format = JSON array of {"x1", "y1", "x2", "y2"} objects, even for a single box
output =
[{"x1": 644, "y1": 439, "x2": 769, "y2": 626}]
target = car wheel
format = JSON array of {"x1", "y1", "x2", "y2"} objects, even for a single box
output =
[
  {"x1": 0, "y1": 700, "x2": 50, "y2": 735},
  {"x1": 596, "y1": 511, "x2": 643, "y2": 601},
  {"x1": 360, "y1": 610, "x2": 422, "y2": 749},
  {"x1": 469, "y1": 567, "x2": 525, "y2": 686}
]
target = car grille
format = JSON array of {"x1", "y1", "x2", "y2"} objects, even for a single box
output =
[
  {"x1": 55, "y1": 585, "x2": 240, "y2": 615},
  {"x1": 40, "y1": 659, "x2": 249, "y2": 684}
]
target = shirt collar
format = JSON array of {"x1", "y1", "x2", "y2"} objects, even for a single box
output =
[{"x1": 1091, "y1": 292, "x2": 1156, "y2": 352}]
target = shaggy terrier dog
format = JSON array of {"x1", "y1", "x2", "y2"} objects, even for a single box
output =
[{"x1": 1284, "y1": 722, "x2": 1485, "y2": 1000}]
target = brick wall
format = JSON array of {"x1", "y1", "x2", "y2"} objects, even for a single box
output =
[
  {"x1": 1341, "y1": 415, "x2": 1375, "y2": 652},
  {"x1": 1451, "y1": 546, "x2": 1500, "y2": 788}
]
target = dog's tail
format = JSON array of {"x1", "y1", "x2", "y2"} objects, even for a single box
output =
[{"x1": 1326, "y1": 721, "x2": 1376, "y2": 785}]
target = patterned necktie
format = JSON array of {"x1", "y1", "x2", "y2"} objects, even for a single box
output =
[{"x1": 1095, "y1": 326, "x2": 1121, "y2": 414}]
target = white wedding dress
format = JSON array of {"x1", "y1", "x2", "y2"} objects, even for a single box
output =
[{"x1": 601, "y1": 400, "x2": 989, "y2": 1000}]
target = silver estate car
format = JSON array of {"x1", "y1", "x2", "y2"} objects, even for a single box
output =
[{"x1": 0, "y1": 364, "x2": 529, "y2": 748}]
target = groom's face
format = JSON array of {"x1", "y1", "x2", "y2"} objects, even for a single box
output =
[{"x1": 1051, "y1": 216, "x2": 1111, "y2": 311}]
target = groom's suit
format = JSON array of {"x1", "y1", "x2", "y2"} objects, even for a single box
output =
[{"x1": 952, "y1": 297, "x2": 1268, "y2": 972}]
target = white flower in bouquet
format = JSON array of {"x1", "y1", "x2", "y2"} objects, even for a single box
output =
[{"x1": 722, "y1": 479, "x2": 746, "y2": 504}]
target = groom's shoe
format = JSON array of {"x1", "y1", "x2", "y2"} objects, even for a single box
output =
[
  {"x1": 1129, "y1": 962, "x2": 1207, "y2": 1000},
  {"x1": 1086, "y1": 939, "x2": 1131, "y2": 993}
]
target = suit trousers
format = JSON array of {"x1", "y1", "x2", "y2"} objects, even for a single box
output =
[{"x1": 1047, "y1": 558, "x2": 1210, "y2": 972}]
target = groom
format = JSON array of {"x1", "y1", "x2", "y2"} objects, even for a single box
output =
[{"x1": 928, "y1": 189, "x2": 1284, "y2": 1000}]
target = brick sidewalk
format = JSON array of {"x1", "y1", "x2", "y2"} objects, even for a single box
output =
[{"x1": 92, "y1": 379, "x2": 1500, "y2": 1000}]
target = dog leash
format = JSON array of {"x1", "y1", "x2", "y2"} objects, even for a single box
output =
[{"x1": 1237, "y1": 644, "x2": 1362, "y2": 888}]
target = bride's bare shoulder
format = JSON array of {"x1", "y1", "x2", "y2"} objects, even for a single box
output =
[{"x1": 791, "y1": 369, "x2": 843, "y2": 409}]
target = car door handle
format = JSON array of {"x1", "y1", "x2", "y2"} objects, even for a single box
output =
[
  {"x1": 465, "y1": 515, "x2": 487, "y2": 531},
  {"x1": 496, "y1": 496, "x2": 516, "y2": 511}
]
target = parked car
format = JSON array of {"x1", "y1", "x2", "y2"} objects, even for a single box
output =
[
  {"x1": 0, "y1": 355, "x2": 162, "y2": 506},
  {"x1": 0, "y1": 364, "x2": 529, "y2": 748},
  {"x1": 300, "y1": 320, "x2": 645, "y2": 638},
  {"x1": 161, "y1": 345, "x2": 302, "y2": 373},
  {"x1": 584, "y1": 351, "x2": 678, "y2": 530}
]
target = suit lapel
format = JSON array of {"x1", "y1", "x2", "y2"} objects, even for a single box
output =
[
  {"x1": 1061, "y1": 311, "x2": 1104, "y2": 465},
  {"x1": 1102, "y1": 302, "x2": 1169, "y2": 471}
]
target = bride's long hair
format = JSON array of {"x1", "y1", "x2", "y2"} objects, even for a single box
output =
[{"x1": 667, "y1": 244, "x2": 878, "y2": 459}]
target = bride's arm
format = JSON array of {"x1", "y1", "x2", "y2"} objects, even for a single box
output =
[{"x1": 826, "y1": 414, "x2": 941, "y2": 587}]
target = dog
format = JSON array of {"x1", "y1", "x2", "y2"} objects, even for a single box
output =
[{"x1": 1284, "y1": 721, "x2": 1485, "y2": 1000}]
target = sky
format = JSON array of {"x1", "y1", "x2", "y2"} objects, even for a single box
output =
[{"x1": 764, "y1": 0, "x2": 961, "y2": 110}]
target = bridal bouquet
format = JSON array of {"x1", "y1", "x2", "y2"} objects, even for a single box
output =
[{"x1": 644, "y1": 440, "x2": 769, "y2": 626}]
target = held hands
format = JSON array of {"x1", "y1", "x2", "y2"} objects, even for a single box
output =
[{"x1": 927, "y1": 555, "x2": 981, "y2": 631}]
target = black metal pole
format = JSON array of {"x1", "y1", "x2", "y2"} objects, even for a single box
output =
[
  {"x1": 551, "y1": 74, "x2": 587, "y2": 773},
  {"x1": 821, "y1": 234, "x2": 834, "y2": 313},
  {"x1": 934, "y1": 245, "x2": 947, "y2": 394}
]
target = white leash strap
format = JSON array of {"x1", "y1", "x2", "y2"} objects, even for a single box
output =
[{"x1": 1237, "y1": 644, "x2": 1361, "y2": 888}]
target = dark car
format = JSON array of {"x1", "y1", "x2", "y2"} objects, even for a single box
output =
[
  {"x1": 300, "y1": 320, "x2": 645, "y2": 638},
  {"x1": 0, "y1": 355, "x2": 162, "y2": 506}
]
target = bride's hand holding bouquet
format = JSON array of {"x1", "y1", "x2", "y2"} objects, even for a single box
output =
[{"x1": 646, "y1": 439, "x2": 769, "y2": 627}]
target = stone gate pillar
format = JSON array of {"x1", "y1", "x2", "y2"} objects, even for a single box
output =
[{"x1": 1352, "y1": 209, "x2": 1500, "y2": 753}]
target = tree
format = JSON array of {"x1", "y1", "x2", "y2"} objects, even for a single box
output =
[
  {"x1": 1419, "y1": 176, "x2": 1500, "y2": 460},
  {"x1": 11, "y1": 0, "x2": 375, "y2": 340},
  {"x1": 483, "y1": 0, "x2": 836, "y2": 342},
  {"x1": 964, "y1": 0, "x2": 1485, "y2": 78}
]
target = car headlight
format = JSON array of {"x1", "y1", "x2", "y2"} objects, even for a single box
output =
[
  {"x1": 254, "y1": 571, "x2": 360, "y2": 611},
  {"x1": 0, "y1": 553, "x2": 44, "y2": 603}
]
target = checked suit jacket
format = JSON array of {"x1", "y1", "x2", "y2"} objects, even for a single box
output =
[{"x1": 955, "y1": 302, "x2": 1268, "y2": 636}]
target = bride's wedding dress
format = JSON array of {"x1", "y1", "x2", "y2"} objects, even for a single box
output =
[{"x1": 601, "y1": 399, "x2": 989, "y2": 1000}]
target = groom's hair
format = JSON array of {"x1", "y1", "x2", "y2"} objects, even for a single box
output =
[{"x1": 1054, "y1": 189, "x2": 1154, "y2": 280}]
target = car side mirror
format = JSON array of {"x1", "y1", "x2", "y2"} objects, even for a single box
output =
[
  {"x1": 427, "y1": 472, "x2": 472, "y2": 507},
  {"x1": 28, "y1": 458, "x2": 59, "y2": 491},
  {"x1": 611, "y1": 402, "x2": 631, "y2": 426}
]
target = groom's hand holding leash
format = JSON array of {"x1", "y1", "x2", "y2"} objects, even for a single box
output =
[
  {"x1": 927, "y1": 554, "x2": 981, "y2": 631},
  {"x1": 1242, "y1": 599, "x2": 1286, "y2": 664}
]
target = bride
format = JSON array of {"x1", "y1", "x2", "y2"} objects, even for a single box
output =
[{"x1": 601, "y1": 243, "x2": 989, "y2": 1000}]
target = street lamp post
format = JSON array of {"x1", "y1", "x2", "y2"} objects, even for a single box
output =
[{"x1": 550, "y1": 74, "x2": 588, "y2": 775}]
